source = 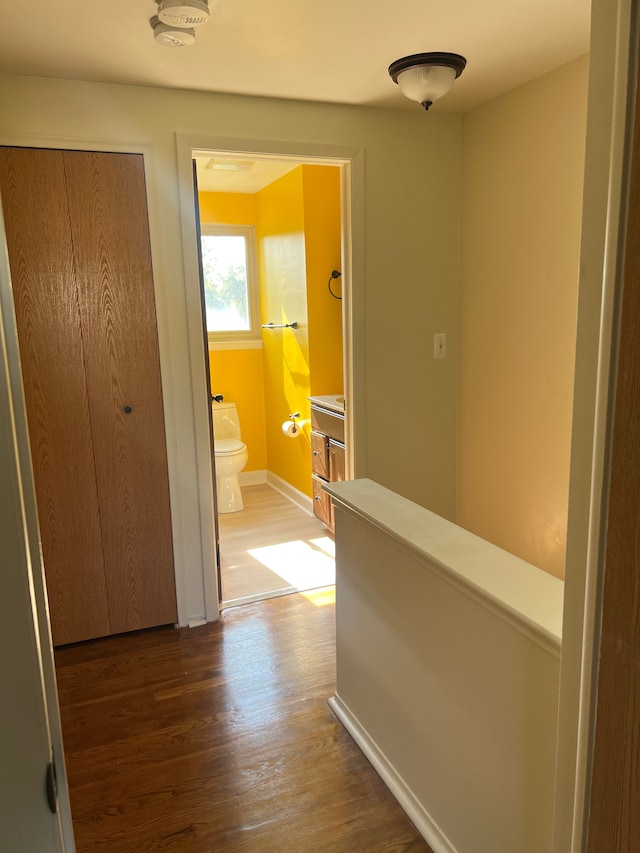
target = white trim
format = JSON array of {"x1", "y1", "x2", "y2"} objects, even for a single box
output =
[
  {"x1": 209, "y1": 339, "x2": 263, "y2": 351},
  {"x1": 143, "y1": 144, "x2": 191, "y2": 629},
  {"x1": 266, "y1": 471, "x2": 314, "y2": 515},
  {"x1": 340, "y1": 154, "x2": 365, "y2": 480},
  {"x1": 176, "y1": 136, "x2": 221, "y2": 624},
  {"x1": 175, "y1": 133, "x2": 363, "y2": 618},
  {"x1": 328, "y1": 694, "x2": 457, "y2": 853},
  {"x1": 239, "y1": 469, "x2": 267, "y2": 486},
  {"x1": 553, "y1": 1, "x2": 638, "y2": 850}
]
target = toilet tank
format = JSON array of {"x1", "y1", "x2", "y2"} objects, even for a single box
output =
[{"x1": 212, "y1": 400, "x2": 241, "y2": 440}]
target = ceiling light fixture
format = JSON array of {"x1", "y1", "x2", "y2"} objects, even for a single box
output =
[
  {"x1": 205, "y1": 159, "x2": 256, "y2": 172},
  {"x1": 157, "y1": 0, "x2": 210, "y2": 28},
  {"x1": 388, "y1": 52, "x2": 466, "y2": 111},
  {"x1": 150, "y1": 15, "x2": 196, "y2": 46}
]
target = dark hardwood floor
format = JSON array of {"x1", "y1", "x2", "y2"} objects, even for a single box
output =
[{"x1": 55, "y1": 592, "x2": 432, "y2": 852}]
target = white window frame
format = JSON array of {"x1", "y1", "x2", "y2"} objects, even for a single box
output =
[{"x1": 200, "y1": 224, "x2": 261, "y2": 347}]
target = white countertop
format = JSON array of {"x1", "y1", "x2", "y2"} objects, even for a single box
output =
[{"x1": 308, "y1": 394, "x2": 345, "y2": 414}]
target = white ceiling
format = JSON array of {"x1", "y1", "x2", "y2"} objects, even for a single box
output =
[
  {"x1": 194, "y1": 152, "x2": 304, "y2": 193},
  {"x1": 0, "y1": 0, "x2": 590, "y2": 114}
]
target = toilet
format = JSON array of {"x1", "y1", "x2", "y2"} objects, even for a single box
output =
[{"x1": 212, "y1": 400, "x2": 249, "y2": 513}]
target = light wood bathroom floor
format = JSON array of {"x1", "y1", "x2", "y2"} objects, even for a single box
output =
[{"x1": 218, "y1": 483, "x2": 335, "y2": 605}]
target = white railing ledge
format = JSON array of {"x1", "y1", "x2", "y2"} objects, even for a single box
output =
[{"x1": 325, "y1": 478, "x2": 563, "y2": 654}]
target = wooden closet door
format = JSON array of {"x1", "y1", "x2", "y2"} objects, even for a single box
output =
[
  {"x1": 0, "y1": 147, "x2": 111, "y2": 645},
  {"x1": 63, "y1": 151, "x2": 177, "y2": 633}
]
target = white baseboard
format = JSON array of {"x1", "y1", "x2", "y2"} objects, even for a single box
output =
[
  {"x1": 266, "y1": 471, "x2": 314, "y2": 516},
  {"x1": 239, "y1": 469, "x2": 267, "y2": 486},
  {"x1": 327, "y1": 694, "x2": 458, "y2": 853}
]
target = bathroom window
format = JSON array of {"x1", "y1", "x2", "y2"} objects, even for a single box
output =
[{"x1": 200, "y1": 224, "x2": 260, "y2": 345}]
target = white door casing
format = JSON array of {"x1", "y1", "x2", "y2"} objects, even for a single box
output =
[{"x1": 175, "y1": 133, "x2": 365, "y2": 620}]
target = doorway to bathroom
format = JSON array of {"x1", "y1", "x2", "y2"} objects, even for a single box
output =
[{"x1": 191, "y1": 149, "x2": 353, "y2": 609}]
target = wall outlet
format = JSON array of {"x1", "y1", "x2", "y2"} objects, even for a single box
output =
[{"x1": 434, "y1": 333, "x2": 447, "y2": 359}]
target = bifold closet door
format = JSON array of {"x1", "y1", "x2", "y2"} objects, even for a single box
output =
[
  {"x1": 0, "y1": 146, "x2": 177, "y2": 644},
  {"x1": 0, "y1": 147, "x2": 111, "y2": 645},
  {"x1": 63, "y1": 151, "x2": 177, "y2": 634}
]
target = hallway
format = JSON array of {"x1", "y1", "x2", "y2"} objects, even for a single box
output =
[{"x1": 55, "y1": 593, "x2": 432, "y2": 852}]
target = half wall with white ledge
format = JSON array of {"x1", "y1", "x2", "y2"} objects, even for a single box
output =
[{"x1": 324, "y1": 478, "x2": 563, "y2": 853}]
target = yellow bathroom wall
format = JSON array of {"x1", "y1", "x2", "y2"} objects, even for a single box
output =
[
  {"x1": 257, "y1": 168, "x2": 312, "y2": 497},
  {"x1": 301, "y1": 164, "x2": 343, "y2": 396},
  {"x1": 208, "y1": 348, "x2": 267, "y2": 471},
  {"x1": 199, "y1": 177, "x2": 341, "y2": 492},
  {"x1": 198, "y1": 191, "x2": 257, "y2": 226},
  {"x1": 199, "y1": 191, "x2": 266, "y2": 472},
  {"x1": 458, "y1": 55, "x2": 589, "y2": 578}
]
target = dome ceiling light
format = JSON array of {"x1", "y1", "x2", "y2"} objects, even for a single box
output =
[
  {"x1": 388, "y1": 52, "x2": 467, "y2": 111},
  {"x1": 150, "y1": 0, "x2": 210, "y2": 47}
]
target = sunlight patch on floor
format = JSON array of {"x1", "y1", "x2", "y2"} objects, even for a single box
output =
[
  {"x1": 247, "y1": 539, "x2": 335, "y2": 593},
  {"x1": 300, "y1": 586, "x2": 336, "y2": 606},
  {"x1": 309, "y1": 536, "x2": 335, "y2": 557}
]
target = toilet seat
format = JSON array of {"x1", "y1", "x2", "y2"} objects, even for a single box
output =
[{"x1": 215, "y1": 438, "x2": 246, "y2": 455}]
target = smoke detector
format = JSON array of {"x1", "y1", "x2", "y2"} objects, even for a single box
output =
[
  {"x1": 150, "y1": 16, "x2": 196, "y2": 46},
  {"x1": 157, "y1": 0, "x2": 210, "y2": 28}
]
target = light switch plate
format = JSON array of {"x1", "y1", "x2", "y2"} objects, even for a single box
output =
[{"x1": 434, "y1": 333, "x2": 446, "y2": 359}]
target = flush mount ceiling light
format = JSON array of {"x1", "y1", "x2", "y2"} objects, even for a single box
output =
[
  {"x1": 205, "y1": 158, "x2": 256, "y2": 171},
  {"x1": 157, "y1": 0, "x2": 210, "y2": 28},
  {"x1": 150, "y1": 15, "x2": 196, "y2": 46},
  {"x1": 388, "y1": 52, "x2": 466, "y2": 111}
]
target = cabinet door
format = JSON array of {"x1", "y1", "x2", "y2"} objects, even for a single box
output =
[
  {"x1": 312, "y1": 474, "x2": 332, "y2": 527},
  {"x1": 311, "y1": 430, "x2": 329, "y2": 479},
  {"x1": 329, "y1": 439, "x2": 345, "y2": 484},
  {"x1": 64, "y1": 151, "x2": 177, "y2": 634},
  {"x1": 0, "y1": 147, "x2": 111, "y2": 645}
]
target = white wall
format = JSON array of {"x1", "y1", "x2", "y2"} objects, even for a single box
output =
[
  {"x1": 327, "y1": 479, "x2": 563, "y2": 853},
  {"x1": 459, "y1": 56, "x2": 589, "y2": 579},
  {"x1": 0, "y1": 73, "x2": 462, "y2": 623}
]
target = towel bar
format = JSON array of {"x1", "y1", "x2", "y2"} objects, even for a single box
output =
[{"x1": 261, "y1": 321, "x2": 298, "y2": 329}]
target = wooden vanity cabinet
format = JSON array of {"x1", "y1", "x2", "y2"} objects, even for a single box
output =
[{"x1": 310, "y1": 403, "x2": 346, "y2": 531}]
